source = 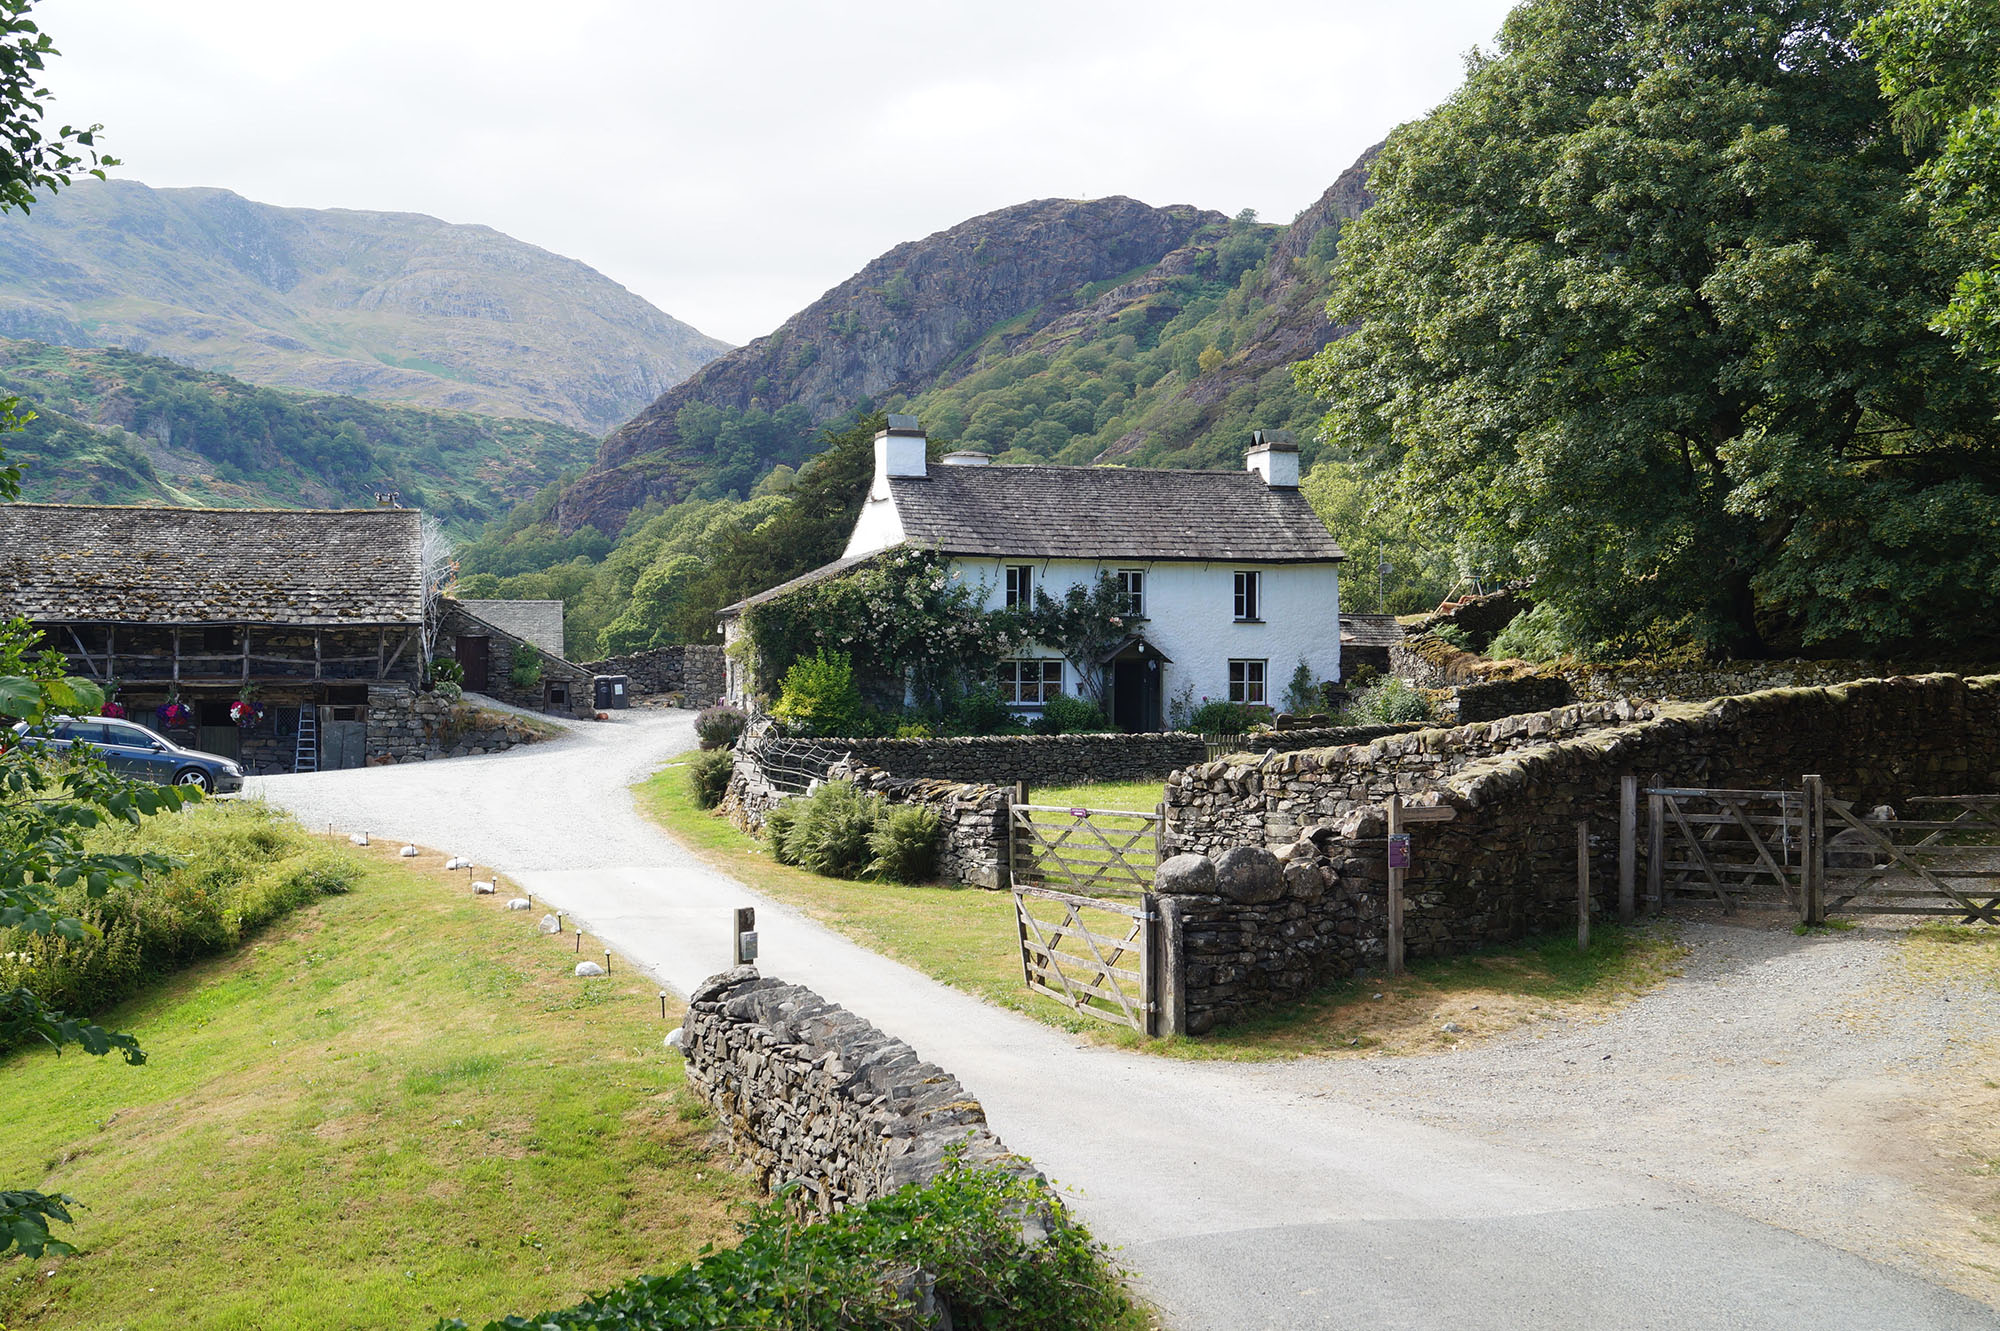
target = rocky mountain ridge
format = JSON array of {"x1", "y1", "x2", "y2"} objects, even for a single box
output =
[{"x1": 0, "y1": 180, "x2": 729, "y2": 434}]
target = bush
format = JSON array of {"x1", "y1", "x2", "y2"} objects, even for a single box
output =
[
  {"x1": 1, "y1": 802, "x2": 362, "y2": 1027},
  {"x1": 868, "y1": 804, "x2": 941, "y2": 883},
  {"x1": 430, "y1": 657, "x2": 465, "y2": 685},
  {"x1": 778, "y1": 780, "x2": 882, "y2": 878},
  {"x1": 1188, "y1": 699, "x2": 1256, "y2": 734},
  {"x1": 432, "y1": 680, "x2": 463, "y2": 704},
  {"x1": 772, "y1": 649, "x2": 864, "y2": 737},
  {"x1": 1488, "y1": 602, "x2": 1578, "y2": 663},
  {"x1": 1281, "y1": 657, "x2": 1322, "y2": 714},
  {"x1": 1033, "y1": 692, "x2": 1110, "y2": 735},
  {"x1": 762, "y1": 800, "x2": 800, "y2": 863},
  {"x1": 947, "y1": 684, "x2": 1020, "y2": 736},
  {"x1": 686, "y1": 750, "x2": 734, "y2": 809},
  {"x1": 507, "y1": 641, "x2": 542, "y2": 690},
  {"x1": 435, "y1": 1161, "x2": 1132, "y2": 1331},
  {"x1": 694, "y1": 704, "x2": 748, "y2": 750},
  {"x1": 1347, "y1": 676, "x2": 1432, "y2": 724}
]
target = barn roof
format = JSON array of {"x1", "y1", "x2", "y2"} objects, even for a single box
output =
[
  {"x1": 885, "y1": 465, "x2": 1345, "y2": 563},
  {"x1": 0, "y1": 503, "x2": 426, "y2": 625}
]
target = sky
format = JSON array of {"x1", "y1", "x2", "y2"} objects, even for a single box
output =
[{"x1": 39, "y1": 1, "x2": 1518, "y2": 346}]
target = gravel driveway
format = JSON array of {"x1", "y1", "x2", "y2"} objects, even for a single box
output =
[{"x1": 251, "y1": 708, "x2": 2000, "y2": 1330}]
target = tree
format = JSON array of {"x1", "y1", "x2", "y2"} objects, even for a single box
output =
[
  {"x1": 0, "y1": 0, "x2": 113, "y2": 214},
  {"x1": 1299, "y1": 0, "x2": 2000, "y2": 656},
  {"x1": 1863, "y1": 0, "x2": 2000, "y2": 371}
]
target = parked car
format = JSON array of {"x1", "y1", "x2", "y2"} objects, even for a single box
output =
[{"x1": 7, "y1": 715, "x2": 244, "y2": 793}]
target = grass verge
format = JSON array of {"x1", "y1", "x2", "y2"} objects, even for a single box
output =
[
  {"x1": 1023, "y1": 778, "x2": 1166, "y2": 814},
  {"x1": 1900, "y1": 921, "x2": 2000, "y2": 988},
  {"x1": 0, "y1": 836, "x2": 748, "y2": 1331},
  {"x1": 640, "y1": 756, "x2": 1686, "y2": 1058}
]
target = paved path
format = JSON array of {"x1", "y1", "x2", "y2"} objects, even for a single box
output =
[{"x1": 252, "y1": 709, "x2": 1998, "y2": 1330}]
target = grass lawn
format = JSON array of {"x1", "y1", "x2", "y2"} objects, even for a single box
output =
[
  {"x1": 1021, "y1": 778, "x2": 1166, "y2": 814},
  {"x1": 0, "y1": 838, "x2": 749, "y2": 1331},
  {"x1": 640, "y1": 755, "x2": 1686, "y2": 1058}
]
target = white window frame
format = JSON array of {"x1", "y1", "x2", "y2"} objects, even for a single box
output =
[
  {"x1": 1000, "y1": 658, "x2": 1063, "y2": 705},
  {"x1": 1233, "y1": 570, "x2": 1262, "y2": 622},
  {"x1": 1118, "y1": 568, "x2": 1145, "y2": 618},
  {"x1": 1005, "y1": 564, "x2": 1035, "y2": 609},
  {"x1": 1228, "y1": 659, "x2": 1267, "y2": 705}
]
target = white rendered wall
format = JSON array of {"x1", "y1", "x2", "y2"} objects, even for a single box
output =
[
  {"x1": 953, "y1": 555, "x2": 1342, "y2": 712},
  {"x1": 843, "y1": 442, "x2": 911, "y2": 558}
]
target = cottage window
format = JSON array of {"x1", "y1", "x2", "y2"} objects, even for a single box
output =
[
  {"x1": 1000, "y1": 658, "x2": 1063, "y2": 705},
  {"x1": 1229, "y1": 659, "x2": 1267, "y2": 705},
  {"x1": 1233, "y1": 571, "x2": 1261, "y2": 622},
  {"x1": 1118, "y1": 569, "x2": 1145, "y2": 618},
  {"x1": 1005, "y1": 564, "x2": 1035, "y2": 608}
]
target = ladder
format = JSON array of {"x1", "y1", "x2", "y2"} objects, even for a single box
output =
[{"x1": 293, "y1": 706, "x2": 319, "y2": 773}]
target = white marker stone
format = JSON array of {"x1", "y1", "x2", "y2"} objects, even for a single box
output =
[{"x1": 574, "y1": 961, "x2": 606, "y2": 977}]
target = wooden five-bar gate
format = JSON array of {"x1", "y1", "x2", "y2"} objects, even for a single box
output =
[
  {"x1": 1008, "y1": 802, "x2": 1162, "y2": 1035},
  {"x1": 1646, "y1": 777, "x2": 2000, "y2": 925}
]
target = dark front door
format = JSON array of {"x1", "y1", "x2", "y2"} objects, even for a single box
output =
[
  {"x1": 1112, "y1": 659, "x2": 1161, "y2": 732},
  {"x1": 456, "y1": 636, "x2": 489, "y2": 692}
]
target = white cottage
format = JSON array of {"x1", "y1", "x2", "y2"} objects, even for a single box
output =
[{"x1": 721, "y1": 416, "x2": 1345, "y2": 730}]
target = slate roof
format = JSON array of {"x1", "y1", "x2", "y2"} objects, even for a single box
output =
[
  {"x1": 0, "y1": 503, "x2": 425, "y2": 625},
  {"x1": 458, "y1": 598, "x2": 565, "y2": 657},
  {"x1": 719, "y1": 553, "x2": 881, "y2": 618},
  {"x1": 886, "y1": 465, "x2": 1344, "y2": 562},
  {"x1": 1340, "y1": 613, "x2": 1406, "y2": 648}
]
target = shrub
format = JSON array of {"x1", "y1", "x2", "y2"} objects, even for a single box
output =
[
  {"x1": 1429, "y1": 622, "x2": 1472, "y2": 650},
  {"x1": 435, "y1": 1161, "x2": 1132, "y2": 1331},
  {"x1": 686, "y1": 750, "x2": 734, "y2": 809},
  {"x1": 1488, "y1": 602, "x2": 1578, "y2": 663},
  {"x1": 778, "y1": 780, "x2": 882, "y2": 878},
  {"x1": 1188, "y1": 699, "x2": 1256, "y2": 734},
  {"x1": 1033, "y1": 691, "x2": 1110, "y2": 735},
  {"x1": 762, "y1": 800, "x2": 800, "y2": 863},
  {"x1": 1347, "y1": 676, "x2": 1432, "y2": 724},
  {"x1": 894, "y1": 719, "x2": 937, "y2": 738},
  {"x1": 1281, "y1": 657, "x2": 1322, "y2": 714},
  {"x1": 868, "y1": 804, "x2": 941, "y2": 883},
  {"x1": 507, "y1": 641, "x2": 542, "y2": 690},
  {"x1": 1, "y1": 803, "x2": 362, "y2": 1027},
  {"x1": 430, "y1": 657, "x2": 465, "y2": 685},
  {"x1": 694, "y1": 704, "x2": 748, "y2": 750},
  {"x1": 432, "y1": 680, "x2": 463, "y2": 704},
  {"x1": 772, "y1": 648, "x2": 864, "y2": 737},
  {"x1": 947, "y1": 684, "x2": 1019, "y2": 736}
]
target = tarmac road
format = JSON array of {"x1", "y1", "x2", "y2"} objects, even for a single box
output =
[{"x1": 252, "y1": 707, "x2": 1999, "y2": 1330}]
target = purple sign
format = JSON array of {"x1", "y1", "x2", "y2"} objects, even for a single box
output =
[{"x1": 1387, "y1": 833, "x2": 1412, "y2": 869}]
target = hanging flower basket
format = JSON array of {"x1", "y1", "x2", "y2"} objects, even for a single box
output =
[
  {"x1": 157, "y1": 701, "x2": 192, "y2": 729},
  {"x1": 101, "y1": 700, "x2": 128, "y2": 719},
  {"x1": 229, "y1": 699, "x2": 265, "y2": 729}
]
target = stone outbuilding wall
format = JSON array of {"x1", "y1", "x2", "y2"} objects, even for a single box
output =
[
  {"x1": 1152, "y1": 674, "x2": 2000, "y2": 1033},
  {"x1": 682, "y1": 968, "x2": 1034, "y2": 1219},
  {"x1": 573, "y1": 644, "x2": 726, "y2": 707},
  {"x1": 364, "y1": 683, "x2": 549, "y2": 763},
  {"x1": 441, "y1": 600, "x2": 596, "y2": 718}
]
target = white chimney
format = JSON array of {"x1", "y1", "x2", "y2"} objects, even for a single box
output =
[
  {"x1": 942, "y1": 450, "x2": 991, "y2": 467},
  {"x1": 1246, "y1": 429, "x2": 1299, "y2": 488},
  {"x1": 876, "y1": 413, "x2": 928, "y2": 480}
]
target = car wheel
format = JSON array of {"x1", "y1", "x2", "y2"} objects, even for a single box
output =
[{"x1": 174, "y1": 768, "x2": 214, "y2": 792}]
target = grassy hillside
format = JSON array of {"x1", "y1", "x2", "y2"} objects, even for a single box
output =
[
  {"x1": 0, "y1": 338, "x2": 601, "y2": 530},
  {"x1": 0, "y1": 837, "x2": 746, "y2": 1330},
  {"x1": 0, "y1": 180, "x2": 729, "y2": 433}
]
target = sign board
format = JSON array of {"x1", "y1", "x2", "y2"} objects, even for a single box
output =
[
  {"x1": 1400, "y1": 806, "x2": 1457, "y2": 824},
  {"x1": 1387, "y1": 833, "x2": 1412, "y2": 869},
  {"x1": 733, "y1": 906, "x2": 757, "y2": 966}
]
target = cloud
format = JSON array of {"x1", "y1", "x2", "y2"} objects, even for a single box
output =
[{"x1": 39, "y1": 0, "x2": 1514, "y2": 344}]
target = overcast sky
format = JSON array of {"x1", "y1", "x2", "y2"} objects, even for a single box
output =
[{"x1": 40, "y1": 1, "x2": 1516, "y2": 345}]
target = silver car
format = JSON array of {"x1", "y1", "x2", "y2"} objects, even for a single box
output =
[{"x1": 14, "y1": 716, "x2": 245, "y2": 793}]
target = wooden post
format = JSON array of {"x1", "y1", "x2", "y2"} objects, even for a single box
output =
[
  {"x1": 1005, "y1": 781, "x2": 1026, "y2": 890},
  {"x1": 1140, "y1": 889, "x2": 1158, "y2": 1038},
  {"x1": 1647, "y1": 788, "x2": 1665, "y2": 914},
  {"x1": 1577, "y1": 819, "x2": 1591, "y2": 951},
  {"x1": 241, "y1": 626, "x2": 251, "y2": 683},
  {"x1": 1618, "y1": 773, "x2": 1637, "y2": 924},
  {"x1": 1386, "y1": 795, "x2": 1405, "y2": 977},
  {"x1": 1802, "y1": 774, "x2": 1825, "y2": 926},
  {"x1": 172, "y1": 626, "x2": 182, "y2": 684}
]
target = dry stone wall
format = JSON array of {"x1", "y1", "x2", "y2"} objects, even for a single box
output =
[
  {"x1": 574, "y1": 643, "x2": 725, "y2": 707},
  {"x1": 1390, "y1": 632, "x2": 1576, "y2": 722},
  {"x1": 1155, "y1": 674, "x2": 2000, "y2": 1032},
  {"x1": 829, "y1": 760, "x2": 1011, "y2": 889},
  {"x1": 682, "y1": 968, "x2": 1033, "y2": 1219},
  {"x1": 1553, "y1": 657, "x2": 1982, "y2": 704},
  {"x1": 364, "y1": 683, "x2": 547, "y2": 764}
]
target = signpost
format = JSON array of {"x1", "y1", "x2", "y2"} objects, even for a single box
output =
[
  {"x1": 733, "y1": 906, "x2": 758, "y2": 967},
  {"x1": 1385, "y1": 799, "x2": 1455, "y2": 976}
]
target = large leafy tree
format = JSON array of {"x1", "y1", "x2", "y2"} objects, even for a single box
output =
[
  {"x1": 1863, "y1": 0, "x2": 2000, "y2": 370},
  {"x1": 0, "y1": 0, "x2": 111, "y2": 213},
  {"x1": 1299, "y1": 0, "x2": 2000, "y2": 655}
]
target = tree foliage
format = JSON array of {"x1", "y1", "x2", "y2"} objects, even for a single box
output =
[
  {"x1": 1863, "y1": 0, "x2": 2000, "y2": 370},
  {"x1": 0, "y1": 0, "x2": 111, "y2": 214},
  {"x1": 1300, "y1": 0, "x2": 2000, "y2": 656}
]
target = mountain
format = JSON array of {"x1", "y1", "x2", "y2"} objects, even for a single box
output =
[
  {"x1": 0, "y1": 338, "x2": 599, "y2": 530},
  {"x1": 553, "y1": 196, "x2": 1225, "y2": 533},
  {"x1": 0, "y1": 180, "x2": 729, "y2": 434}
]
